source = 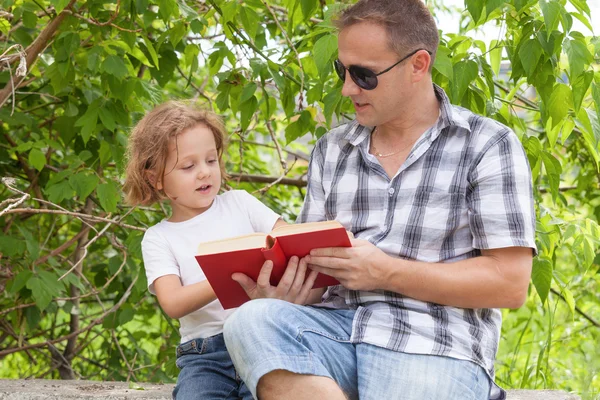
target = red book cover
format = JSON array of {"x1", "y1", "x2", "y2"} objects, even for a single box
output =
[{"x1": 195, "y1": 221, "x2": 350, "y2": 309}]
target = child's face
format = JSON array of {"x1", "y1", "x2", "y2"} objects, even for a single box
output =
[{"x1": 158, "y1": 124, "x2": 222, "y2": 222}]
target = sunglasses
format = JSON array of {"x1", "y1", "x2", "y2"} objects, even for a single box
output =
[{"x1": 333, "y1": 48, "x2": 432, "y2": 90}]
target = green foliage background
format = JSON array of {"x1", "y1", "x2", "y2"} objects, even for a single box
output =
[{"x1": 0, "y1": 0, "x2": 599, "y2": 398}]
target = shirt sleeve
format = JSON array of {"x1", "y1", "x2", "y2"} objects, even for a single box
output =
[
  {"x1": 141, "y1": 227, "x2": 180, "y2": 295},
  {"x1": 297, "y1": 137, "x2": 328, "y2": 224},
  {"x1": 235, "y1": 190, "x2": 281, "y2": 233},
  {"x1": 467, "y1": 131, "x2": 537, "y2": 253}
]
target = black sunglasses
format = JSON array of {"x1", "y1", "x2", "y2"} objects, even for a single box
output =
[{"x1": 333, "y1": 48, "x2": 432, "y2": 90}]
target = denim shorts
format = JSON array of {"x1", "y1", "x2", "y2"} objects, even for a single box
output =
[
  {"x1": 173, "y1": 333, "x2": 252, "y2": 400},
  {"x1": 223, "y1": 299, "x2": 491, "y2": 400}
]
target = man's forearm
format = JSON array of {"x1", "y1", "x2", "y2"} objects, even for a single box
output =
[{"x1": 381, "y1": 248, "x2": 532, "y2": 309}]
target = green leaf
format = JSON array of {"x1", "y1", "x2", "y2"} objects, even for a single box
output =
[
  {"x1": 561, "y1": 117, "x2": 575, "y2": 144},
  {"x1": 28, "y1": 148, "x2": 46, "y2": 171},
  {"x1": 518, "y1": 39, "x2": 543, "y2": 78},
  {"x1": 488, "y1": 40, "x2": 502, "y2": 76},
  {"x1": 541, "y1": 151, "x2": 562, "y2": 202},
  {"x1": 49, "y1": 0, "x2": 71, "y2": 13},
  {"x1": 546, "y1": 83, "x2": 572, "y2": 129},
  {"x1": 323, "y1": 89, "x2": 342, "y2": 127},
  {"x1": 25, "y1": 306, "x2": 42, "y2": 330},
  {"x1": 135, "y1": 80, "x2": 163, "y2": 104},
  {"x1": 540, "y1": 0, "x2": 561, "y2": 33},
  {"x1": 465, "y1": 0, "x2": 483, "y2": 24},
  {"x1": 239, "y1": 96, "x2": 258, "y2": 131},
  {"x1": 433, "y1": 45, "x2": 453, "y2": 80},
  {"x1": 571, "y1": 12, "x2": 593, "y2": 33},
  {"x1": 301, "y1": 0, "x2": 318, "y2": 21},
  {"x1": 169, "y1": 21, "x2": 188, "y2": 47},
  {"x1": 0, "y1": 234, "x2": 27, "y2": 258},
  {"x1": 118, "y1": 305, "x2": 135, "y2": 325},
  {"x1": 69, "y1": 172, "x2": 99, "y2": 200},
  {"x1": 313, "y1": 34, "x2": 338, "y2": 79},
  {"x1": 592, "y1": 83, "x2": 600, "y2": 121},
  {"x1": 99, "y1": 141, "x2": 112, "y2": 165},
  {"x1": 18, "y1": 226, "x2": 40, "y2": 261},
  {"x1": 0, "y1": 18, "x2": 10, "y2": 35},
  {"x1": 285, "y1": 110, "x2": 313, "y2": 144},
  {"x1": 142, "y1": 37, "x2": 160, "y2": 70},
  {"x1": 98, "y1": 106, "x2": 117, "y2": 131},
  {"x1": 97, "y1": 181, "x2": 120, "y2": 213},
  {"x1": 75, "y1": 104, "x2": 100, "y2": 144},
  {"x1": 7, "y1": 270, "x2": 33, "y2": 294},
  {"x1": 564, "y1": 37, "x2": 593, "y2": 80},
  {"x1": 26, "y1": 276, "x2": 54, "y2": 311},
  {"x1": 485, "y1": 0, "x2": 506, "y2": 16},
  {"x1": 571, "y1": 71, "x2": 593, "y2": 113},
  {"x1": 451, "y1": 60, "x2": 478, "y2": 102},
  {"x1": 239, "y1": 7, "x2": 259, "y2": 40},
  {"x1": 532, "y1": 258, "x2": 553, "y2": 304},
  {"x1": 239, "y1": 82, "x2": 258, "y2": 104},
  {"x1": 102, "y1": 55, "x2": 129, "y2": 79},
  {"x1": 22, "y1": 11, "x2": 38, "y2": 29}
]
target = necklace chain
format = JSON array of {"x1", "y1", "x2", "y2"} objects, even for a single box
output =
[{"x1": 370, "y1": 127, "x2": 412, "y2": 158}]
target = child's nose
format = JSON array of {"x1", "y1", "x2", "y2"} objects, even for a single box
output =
[{"x1": 196, "y1": 163, "x2": 210, "y2": 179}]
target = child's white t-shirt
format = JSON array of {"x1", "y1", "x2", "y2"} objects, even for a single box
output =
[{"x1": 141, "y1": 190, "x2": 280, "y2": 342}]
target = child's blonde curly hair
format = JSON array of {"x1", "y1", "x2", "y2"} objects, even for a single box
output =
[{"x1": 124, "y1": 101, "x2": 228, "y2": 206}]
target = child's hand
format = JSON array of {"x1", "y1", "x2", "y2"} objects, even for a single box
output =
[{"x1": 232, "y1": 256, "x2": 318, "y2": 304}]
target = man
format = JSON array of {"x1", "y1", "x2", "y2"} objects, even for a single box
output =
[{"x1": 224, "y1": 0, "x2": 536, "y2": 399}]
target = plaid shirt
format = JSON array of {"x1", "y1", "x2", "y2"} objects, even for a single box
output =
[{"x1": 298, "y1": 85, "x2": 536, "y2": 400}]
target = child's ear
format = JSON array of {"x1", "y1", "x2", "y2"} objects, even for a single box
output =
[{"x1": 145, "y1": 170, "x2": 163, "y2": 190}]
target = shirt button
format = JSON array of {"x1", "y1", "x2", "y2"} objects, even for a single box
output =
[{"x1": 388, "y1": 187, "x2": 395, "y2": 195}]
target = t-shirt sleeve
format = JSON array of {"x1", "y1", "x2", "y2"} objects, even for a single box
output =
[
  {"x1": 467, "y1": 131, "x2": 537, "y2": 253},
  {"x1": 297, "y1": 138, "x2": 328, "y2": 223},
  {"x1": 141, "y1": 227, "x2": 181, "y2": 295},
  {"x1": 235, "y1": 190, "x2": 281, "y2": 232}
]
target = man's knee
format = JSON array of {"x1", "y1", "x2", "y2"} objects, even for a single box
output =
[{"x1": 223, "y1": 298, "x2": 291, "y2": 347}]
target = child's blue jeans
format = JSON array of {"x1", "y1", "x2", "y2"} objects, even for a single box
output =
[{"x1": 173, "y1": 333, "x2": 252, "y2": 400}]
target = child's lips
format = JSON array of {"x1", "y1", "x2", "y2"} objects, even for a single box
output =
[{"x1": 196, "y1": 184, "x2": 211, "y2": 192}]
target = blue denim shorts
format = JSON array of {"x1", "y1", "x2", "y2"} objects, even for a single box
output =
[
  {"x1": 173, "y1": 333, "x2": 252, "y2": 400},
  {"x1": 224, "y1": 299, "x2": 491, "y2": 400}
]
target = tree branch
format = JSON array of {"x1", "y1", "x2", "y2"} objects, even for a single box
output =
[{"x1": 0, "y1": 0, "x2": 78, "y2": 108}]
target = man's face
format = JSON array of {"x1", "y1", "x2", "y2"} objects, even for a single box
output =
[{"x1": 337, "y1": 22, "x2": 413, "y2": 127}]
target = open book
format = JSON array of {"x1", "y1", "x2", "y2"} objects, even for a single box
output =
[{"x1": 195, "y1": 220, "x2": 351, "y2": 309}]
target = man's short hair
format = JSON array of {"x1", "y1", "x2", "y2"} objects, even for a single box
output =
[{"x1": 334, "y1": 0, "x2": 440, "y2": 68}]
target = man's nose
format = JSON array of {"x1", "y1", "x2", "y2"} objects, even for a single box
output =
[{"x1": 341, "y1": 72, "x2": 361, "y2": 97}]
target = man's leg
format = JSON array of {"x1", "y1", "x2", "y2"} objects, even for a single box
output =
[
  {"x1": 356, "y1": 343, "x2": 491, "y2": 400},
  {"x1": 223, "y1": 299, "x2": 358, "y2": 400}
]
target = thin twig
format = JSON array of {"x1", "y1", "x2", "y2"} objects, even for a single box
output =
[
  {"x1": 262, "y1": 0, "x2": 305, "y2": 110},
  {"x1": 2, "y1": 208, "x2": 145, "y2": 231},
  {"x1": 550, "y1": 288, "x2": 600, "y2": 328},
  {"x1": 0, "y1": 271, "x2": 139, "y2": 357},
  {"x1": 58, "y1": 208, "x2": 134, "y2": 281}
]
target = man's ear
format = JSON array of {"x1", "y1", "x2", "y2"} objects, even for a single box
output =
[
  {"x1": 411, "y1": 51, "x2": 431, "y2": 82},
  {"x1": 145, "y1": 170, "x2": 162, "y2": 190}
]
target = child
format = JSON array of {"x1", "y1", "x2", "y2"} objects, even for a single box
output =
[{"x1": 123, "y1": 101, "x2": 319, "y2": 400}]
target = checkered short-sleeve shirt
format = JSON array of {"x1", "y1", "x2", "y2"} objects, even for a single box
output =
[{"x1": 298, "y1": 85, "x2": 537, "y2": 400}]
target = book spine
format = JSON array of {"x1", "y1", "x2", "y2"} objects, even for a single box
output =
[{"x1": 261, "y1": 236, "x2": 287, "y2": 285}]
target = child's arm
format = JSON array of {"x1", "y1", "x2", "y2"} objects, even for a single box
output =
[{"x1": 154, "y1": 275, "x2": 216, "y2": 319}]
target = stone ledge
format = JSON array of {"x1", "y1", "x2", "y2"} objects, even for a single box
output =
[{"x1": 0, "y1": 380, "x2": 581, "y2": 399}]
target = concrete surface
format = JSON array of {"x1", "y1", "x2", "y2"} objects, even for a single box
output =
[{"x1": 0, "y1": 379, "x2": 581, "y2": 399}]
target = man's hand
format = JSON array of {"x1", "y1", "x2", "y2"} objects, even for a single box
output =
[
  {"x1": 306, "y1": 238, "x2": 390, "y2": 291},
  {"x1": 232, "y1": 256, "x2": 319, "y2": 304}
]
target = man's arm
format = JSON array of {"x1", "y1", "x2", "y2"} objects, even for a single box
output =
[{"x1": 306, "y1": 240, "x2": 532, "y2": 309}]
